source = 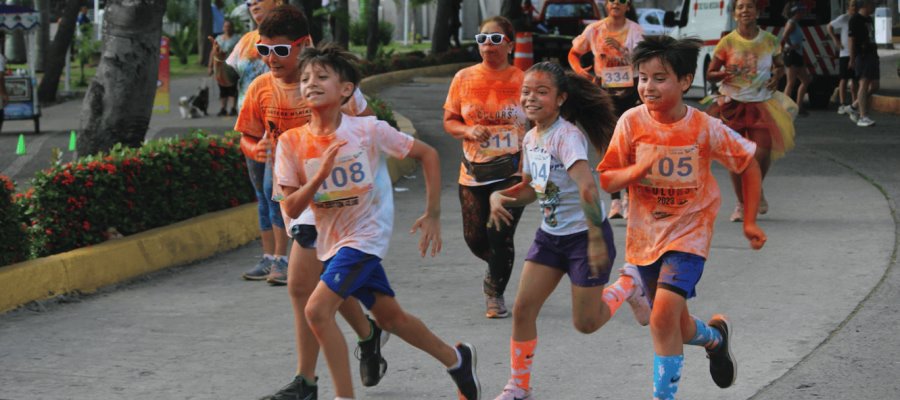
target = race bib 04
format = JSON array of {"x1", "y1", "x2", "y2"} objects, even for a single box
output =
[
  {"x1": 305, "y1": 150, "x2": 374, "y2": 207},
  {"x1": 526, "y1": 147, "x2": 552, "y2": 194},
  {"x1": 478, "y1": 125, "x2": 520, "y2": 158},
  {"x1": 602, "y1": 65, "x2": 635, "y2": 88}
]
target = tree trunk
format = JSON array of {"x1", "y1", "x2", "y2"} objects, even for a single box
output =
[
  {"x1": 430, "y1": 0, "x2": 451, "y2": 55},
  {"x1": 294, "y1": 0, "x2": 324, "y2": 44},
  {"x1": 198, "y1": 0, "x2": 211, "y2": 66},
  {"x1": 335, "y1": 0, "x2": 349, "y2": 48},
  {"x1": 365, "y1": 0, "x2": 379, "y2": 60},
  {"x1": 79, "y1": 0, "x2": 167, "y2": 155},
  {"x1": 35, "y1": 0, "x2": 51, "y2": 72},
  {"x1": 37, "y1": 0, "x2": 80, "y2": 103},
  {"x1": 501, "y1": 0, "x2": 527, "y2": 33}
]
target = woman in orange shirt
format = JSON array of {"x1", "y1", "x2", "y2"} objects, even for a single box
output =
[{"x1": 443, "y1": 16, "x2": 527, "y2": 319}]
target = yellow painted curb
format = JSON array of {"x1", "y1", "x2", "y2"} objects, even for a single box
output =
[
  {"x1": 0, "y1": 204, "x2": 258, "y2": 314},
  {"x1": 871, "y1": 94, "x2": 900, "y2": 115}
]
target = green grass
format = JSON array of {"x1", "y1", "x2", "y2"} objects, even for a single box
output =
[{"x1": 349, "y1": 41, "x2": 433, "y2": 56}]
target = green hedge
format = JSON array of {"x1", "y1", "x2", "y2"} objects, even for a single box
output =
[
  {"x1": 14, "y1": 131, "x2": 255, "y2": 259},
  {"x1": 0, "y1": 175, "x2": 27, "y2": 266}
]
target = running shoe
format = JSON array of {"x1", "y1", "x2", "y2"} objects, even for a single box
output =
[
  {"x1": 619, "y1": 264, "x2": 651, "y2": 326},
  {"x1": 848, "y1": 107, "x2": 859, "y2": 122},
  {"x1": 494, "y1": 379, "x2": 533, "y2": 400},
  {"x1": 242, "y1": 258, "x2": 273, "y2": 281},
  {"x1": 356, "y1": 315, "x2": 390, "y2": 387},
  {"x1": 857, "y1": 116, "x2": 875, "y2": 127},
  {"x1": 607, "y1": 199, "x2": 624, "y2": 219},
  {"x1": 729, "y1": 203, "x2": 743, "y2": 223},
  {"x1": 262, "y1": 375, "x2": 317, "y2": 400},
  {"x1": 266, "y1": 257, "x2": 288, "y2": 286},
  {"x1": 758, "y1": 194, "x2": 768, "y2": 215},
  {"x1": 485, "y1": 295, "x2": 510, "y2": 319},
  {"x1": 448, "y1": 343, "x2": 481, "y2": 400},
  {"x1": 706, "y1": 315, "x2": 737, "y2": 389},
  {"x1": 837, "y1": 104, "x2": 850, "y2": 115}
]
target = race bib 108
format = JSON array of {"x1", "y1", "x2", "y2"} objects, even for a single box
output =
[{"x1": 305, "y1": 150, "x2": 374, "y2": 207}]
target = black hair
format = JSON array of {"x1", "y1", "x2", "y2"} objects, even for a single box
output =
[
  {"x1": 299, "y1": 43, "x2": 362, "y2": 103},
  {"x1": 526, "y1": 61, "x2": 617, "y2": 155},
  {"x1": 631, "y1": 35, "x2": 702, "y2": 82},
  {"x1": 480, "y1": 15, "x2": 516, "y2": 39},
  {"x1": 258, "y1": 4, "x2": 310, "y2": 41}
]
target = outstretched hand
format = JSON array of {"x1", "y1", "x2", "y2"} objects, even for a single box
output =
[
  {"x1": 316, "y1": 139, "x2": 347, "y2": 181},
  {"x1": 487, "y1": 192, "x2": 515, "y2": 231},
  {"x1": 410, "y1": 214, "x2": 442, "y2": 257}
]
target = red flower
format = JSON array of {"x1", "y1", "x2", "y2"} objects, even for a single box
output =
[
  {"x1": 82, "y1": 221, "x2": 91, "y2": 231},
  {"x1": 45, "y1": 228, "x2": 53, "y2": 235}
]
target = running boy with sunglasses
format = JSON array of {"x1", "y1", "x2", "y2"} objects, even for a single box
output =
[{"x1": 234, "y1": 6, "x2": 386, "y2": 400}]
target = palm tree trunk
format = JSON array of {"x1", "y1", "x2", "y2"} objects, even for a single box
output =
[
  {"x1": 365, "y1": 0, "x2": 380, "y2": 60},
  {"x1": 431, "y1": 0, "x2": 451, "y2": 55},
  {"x1": 79, "y1": 0, "x2": 167, "y2": 155},
  {"x1": 198, "y1": 0, "x2": 212, "y2": 66},
  {"x1": 36, "y1": 0, "x2": 81, "y2": 103}
]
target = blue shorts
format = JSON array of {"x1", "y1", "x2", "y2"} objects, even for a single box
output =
[
  {"x1": 636, "y1": 251, "x2": 705, "y2": 304},
  {"x1": 290, "y1": 224, "x2": 317, "y2": 249},
  {"x1": 321, "y1": 247, "x2": 395, "y2": 309},
  {"x1": 524, "y1": 219, "x2": 617, "y2": 287}
]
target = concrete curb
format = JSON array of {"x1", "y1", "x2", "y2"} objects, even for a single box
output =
[
  {"x1": 0, "y1": 204, "x2": 259, "y2": 313},
  {"x1": 871, "y1": 94, "x2": 900, "y2": 114},
  {"x1": 0, "y1": 61, "x2": 456, "y2": 314}
]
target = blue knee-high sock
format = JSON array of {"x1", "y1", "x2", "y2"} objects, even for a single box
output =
[
  {"x1": 653, "y1": 354, "x2": 684, "y2": 400},
  {"x1": 686, "y1": 315, "x2": 723, "y2": 351}
]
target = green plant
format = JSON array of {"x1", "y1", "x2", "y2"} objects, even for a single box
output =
[
  {"x1": 0, "y1": 175, "x2": 27, "y2": 266},
  {"x1": 75, "y1": 25, "x2": 102, "y2": 86},
  {"x1": 368, "y1": 96, "x2": 398, "y2": 129},
  {"x1": 18, "y1": 131, "x2": 254, "y2": 258},
  {"x1": 349, "y1": 20, "x2": 395, "y2": 46},
  {"x1": 168, "y1": 22, "x2": 198, "y2": 65}
]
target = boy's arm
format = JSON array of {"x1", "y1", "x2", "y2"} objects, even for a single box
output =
[
  {"x1": 280, "y1": 140, "x2": 346, "y2": 219},
  {"x1": 706, "y1": 55, "x2": 731, "y2": 83},
  {"x1": 488, "y1": 176, "x2": 537, "y2": 230},
  {"x1": 598, "y1": 152, "x2": 656, "y2": 194},
  {"x1": 568, "y1": 160, "x2": 611, "y2": 276},
  {"x1": 739, "y1": 154, "x2": 767, "y2": 249},
  {"x1": 406, "y1": 139, "x2": 443, "y2": 257}
]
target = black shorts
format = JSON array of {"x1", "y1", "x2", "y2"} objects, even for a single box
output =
[
  {"x1": 838, "y1": 57, "x2": 855, "y2": 80},
  {"x1": 854, "y1": 53, "x2": 880, "y2": 81},
  {"x1": 290, "y1": 224, "x2": 317, "y2": 249},
  {"x1": 784, "y1": 50, "x2": 805, "y2": 67},
  {"x1": 218, "y1": 84, "x2": 237, "y2": 99}
]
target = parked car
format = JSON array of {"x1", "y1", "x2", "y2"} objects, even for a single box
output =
[
  {"x1": 636, "y1": 8, "x2": 671, "y2": 36},
  {"x1": 535, "y1": 0, "x2": 603, "y2": 36}
]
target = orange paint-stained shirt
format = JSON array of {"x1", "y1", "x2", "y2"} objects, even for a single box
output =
[
  {"x1": 443, "y1": 64, "x2": 527, "y2": 187},
  {"x1": 225, "y1": 30, "x2": 266, "y2": 109},
  {"x1": 274, "y1": 115, "x2": 415, "y2": 261},
  {"x1": 571, "y1": 19, "x2": 644, "y2": 87},
  {"x1": 596, "y1": 105, "x2": 757, "y2": 265},
  {"x1": 234, "y1": 72, "x2": 366, "y2": 160}
]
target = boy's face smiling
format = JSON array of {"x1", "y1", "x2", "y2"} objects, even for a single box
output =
[
  {"x1": 259, "y1": 35, "x2": 305, "y2": 84},
  {"x1": 301, "y1": 62, "x2": 354, "y2": 110},
  {"x1": 637, "y1": 57, "x2": 692, "y2": 123}
]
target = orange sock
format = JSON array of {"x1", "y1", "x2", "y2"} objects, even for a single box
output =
[
  {"x1": 602, "y1": 275, "x2": 635, "y2": 316},
  {"x1": 510, "y1": 338, "x2": 537, "y2": 390}
]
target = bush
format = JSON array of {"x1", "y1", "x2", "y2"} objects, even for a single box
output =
[
  {"x1": 17, "y1": 131, "x2": 255, "y2": 259},
  {"x1": 368, "y1": 96, "x2": 398, "y2": 129},
  {"x1": 0, "y1": 175, "x2": 27, "y2": 266},
  {"x1": 349, "y1": 20, "x2": 395, "y2": 47}
]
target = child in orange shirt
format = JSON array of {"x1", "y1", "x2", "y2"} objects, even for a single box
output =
[
  {"x1": 597, "y1": 36, "x2": 767, "y2": 400},
  {"x1": 279, "y1": 43, "x2": 480, "y2": 400},
  {"x1": 233, "y1": 6, "x2": 382, "y2": 400}
]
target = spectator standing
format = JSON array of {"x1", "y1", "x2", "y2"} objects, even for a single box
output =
[
  {"x1": 848, "y1": 0, "x2": 879, "y2": 127},
  {"x1": 212, "y1": 0, "x2": 226, "y2": 37},
  {"x1": 828, "y1": 0, "x2": 858, "y2": 115},
  {"x1": 209, "y1": 20, "x2": 240, "y2": 116},
  {"x1": 781, "y1": 2, "x2": 811, "y2": 116},
  {"x1": 449, "y1": 0, "x2": 462, "y2": 48}
]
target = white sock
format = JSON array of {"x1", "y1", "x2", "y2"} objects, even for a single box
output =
[
  {"x1": 335, "y1": 397, "x2": 354, "y2": 400},
  {"x1": 263, "y1": 254, "x2": 275, "y2": 260},
  {"x1": 448, "y1": 346, "x2": 463, "y2": 370}
]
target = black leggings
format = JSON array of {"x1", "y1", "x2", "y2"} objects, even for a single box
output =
[{"x1": 458, "y1": 177, "x2": 525, "y2": 297}]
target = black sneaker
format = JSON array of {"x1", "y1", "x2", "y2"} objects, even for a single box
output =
[
  {"x1": 706, "y1": 315, "x2": 737, "y2": 389},
  {"x1": 448, "y1": 342, "x2": 481, "y2": 400},
  {"x1": 261, "y1": 375, "x2": 317, "y2": 400},
  {"x1": 356, "y1": 316, "x2": 388, "y2": 387}
]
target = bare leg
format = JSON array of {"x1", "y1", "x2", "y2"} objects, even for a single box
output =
[
  {"x1": 858, "y1": 78, "x2": 871, "y2": 118},
  {"x1": 260, "y1": 229, "x2": 275, "y2": 255},
  {"x1": 784, "y1": 67, "x2": 797, "y2": 100},
  {"x1": 305, "y1": 282, "x2": 355, "y2": 398},
  {"x1": 570, "y1": 284, "x2": 611, "y2": 334},
  {"x1": 512, "y1": 262, "x2": 565, "y2": 341},
  {"x1": 273, "y1": 226, "x2": 289, "y2": 257},
  {"x1": 649, "y1": 288, "x2": 694, "y2": 356},
  {"x1": 369, "y1": 294, "x2": 458, "y2": 367},
  {"x1": 796, "y1": 68, "x2": 812, "y2": 113}
]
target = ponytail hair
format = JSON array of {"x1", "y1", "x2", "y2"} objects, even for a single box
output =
[{"x1": 527, "y1": 61, "x2": 617, "y2": 155}]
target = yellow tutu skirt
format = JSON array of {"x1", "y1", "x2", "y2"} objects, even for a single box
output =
[{"x1": 706, "y1": 93, "x2": 796, "y2": 160}]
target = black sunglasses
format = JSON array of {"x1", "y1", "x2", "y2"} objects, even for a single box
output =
[{"x1": 475, "y1": 33, "x2": 508, "y2": 45}]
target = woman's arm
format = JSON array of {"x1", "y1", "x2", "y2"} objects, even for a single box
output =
[{"x1": 443, "y1": 110, "x2": 490, "y2": 142}]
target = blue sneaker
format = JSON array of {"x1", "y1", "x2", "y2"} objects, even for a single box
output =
[
  {"x1": 242, "y1": 258, "x2": 272, "y2": 281},
  {"x1": 267, "y1": 257, "x2": 288, "y2": 286}
]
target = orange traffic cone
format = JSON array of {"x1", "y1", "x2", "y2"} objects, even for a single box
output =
[{"x1": 514, "y1": 32, "x2": 534, "y2": 71}]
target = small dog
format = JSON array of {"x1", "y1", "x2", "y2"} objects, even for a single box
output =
[{"x1": 178, "y1": 85, "x2": 210, "y2": 119}]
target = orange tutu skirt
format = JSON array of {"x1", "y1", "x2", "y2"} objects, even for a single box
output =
[{"x1": 706, "y1": 95, "x2": 796, "y2": 160}]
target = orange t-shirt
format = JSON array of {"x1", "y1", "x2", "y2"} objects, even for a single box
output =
[
  {"x1": 233, "y1": 73, "x2": 366, "y2": 159},
  {"x1": 596, "y1": 105, "x2": 757, "y2": 265},
  {"x1": 443, "y1": 64, "x2": 526, "y2": 186},
  {"x1": 571, "y1": 19, "x2": 644, "y2": 87}
]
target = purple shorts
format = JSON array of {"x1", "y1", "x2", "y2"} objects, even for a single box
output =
[{"x1": 525, "y1": 219, "x2": 617, "y2": 287}]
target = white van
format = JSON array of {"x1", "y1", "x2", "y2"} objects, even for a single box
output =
[{"x1": 664, "y1": 0, "x2": 843, "y2": 108}]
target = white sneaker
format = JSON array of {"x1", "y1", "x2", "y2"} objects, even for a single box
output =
[
  {"x1": 837, "y1": 105, "x2": 850, "y2": 115},
  {"x1": 848, "y1": 108, "x2": 859, "y2": 122},
  {"x1": 759, "y1": 194, "x2": 768, "y2": 215},
  {"x1": 729, "y1": 203, "x2": 744, "y2": 222},
  {"x1": 857, "y1": 116, "x2": 875, "y2": 127},
  {"x1": 494, "y1": 380, "x2": 533, "y2": 400},
  {"x1": 619, "y1": 264, "x2": 651, "y2": 326},
  {"x1": 607, "y1": 199, "x2": 624, "y2": 219}
]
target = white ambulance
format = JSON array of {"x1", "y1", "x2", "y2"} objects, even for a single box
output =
[{"x1": 663, "y1": 0, "x2": 843, "y2": 108}]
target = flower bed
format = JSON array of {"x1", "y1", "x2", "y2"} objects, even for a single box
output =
[
  {"x1": 0, "y1": 175, "x2": 27, "y2": 266},
  {"x1": 12, "y1": 131, "x2": 255, "y2": 261}
]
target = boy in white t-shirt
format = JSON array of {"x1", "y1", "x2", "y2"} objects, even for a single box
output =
[
  {"x1": 276, "y1": 43, "x2": 481, "y2": 400},
  {"x1": 828, "y1": 0, "x2": 859, "y2": 114}
]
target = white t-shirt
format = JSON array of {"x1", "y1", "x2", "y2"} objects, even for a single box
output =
[
  {"x1": 522, "y1": 118, "x2": 598, "y2": 236},
  {"x1": 274, "y1": 115, "x2": 414, "y2": 260},
  {"x1": 830, "y1": 14, "x2": 852, "y2": 58}
]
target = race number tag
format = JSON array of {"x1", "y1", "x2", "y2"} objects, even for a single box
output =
[
  {"x1": 526, "y1": 147, "x2": 552, "y2": 194},
  {"x1": 637, "y1": 144, "x2": 700, "y2": 189},
  {"x1": 305, "y1": 150, "x2": 374, "y2": 207},
  {"x1": 602, "y1": 65, "x2": 635, "y2": 88},
  {"x1": 478, "y1": 125, "x2": 519, "y2": 158}
]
